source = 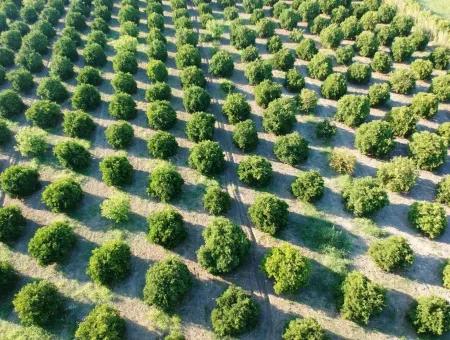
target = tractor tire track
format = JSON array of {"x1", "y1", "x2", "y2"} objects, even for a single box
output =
[{"x1": 187, "y1": 1, "x2": 274, "y2": 338}]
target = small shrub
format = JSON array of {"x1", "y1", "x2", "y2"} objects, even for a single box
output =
[
  {"x1": 335, "y1": 95, "x2": 370, "y2": 127},
  {"x1": 430, "y1": 74, "x2": 450, "y2": 102},
  {"x1": 109, "y1": 93, "x2": 137, "y2": 120},
  {"x1": 248, "y1": 193, "x2": 289, "y2": 235},
  {"x1": 274, "y1": 132, "x2": 309, "y2": 165},
  {"x1": 284, "y1": 68, "x2": 305, "y2": 92},
  {"x1": 279, "y1": 8, "x2": 300, "y2": 30},
  {"x1": 409, "y1": 132, "x2": 446, "y2": 171},
  {"x1": 72, "y1": 84, "x2": 101, "y2": 111},
  {"x1": 77, "y1": 66, "x2": 102, "y2": 86},
  {"x1": 75, "y1": 304, "x2": 125, "y2": 340},
  {"x1": 100, "y1": 155, "x2": 133, "y2": 187},
  {"x1": 233, "y1": 119, "x2": 258, "y2": 151},
  {"x1": 148, "y1": 131, "x2": 178, "y2": 159},
  {"x1": 54, "y1": 140, "x2": 91, "y2": 171},
  {"x1": 389, "y1": 69, "x2": 416, "y2": 94},
  {"x1": 436, "y1": 176, "x2": 450, "y2": 206},
  {"x1": 87, "y1": 240, "x2": 131, "y2": 285},
  {"x1": 329, "y1": 149, "x2": 356, "y2": 174},
  {"x1": 391, "y1": 37, "x2": 414, "y2": 62},
  {"x1": 237, "y1": 155, "x2": 272, "y2": 187},
  {"x1": 203, "y1": 186, "x2": 231, "y2": 216},
  {"x1": 377, "y1": 156, "x2": 418, "y2": 193},
  {"x1": 336, "y1": 45, "x2": 354, "y2": 65},
  {"x1": 83, "y1": 43, "x2": 107, "y2": 67},
  {"x1": 50, "y1": 54, "x2": 74, "y2": 81},
  {"x1": 15, "y1": 46, "x2": 44, "y2": 73},
  {"x1": 13, "y1": 281, "x2": 64, "y2": 327},
  {"x1": 143, "y1": 257, "x2": 192, "y2": 311},
  {"x1": 28, "y1": 221, "x2": 76, "y2": 266},
  {"x1": 188, "y1": 141, "x2": 225, "y2": 176},
  {"x1": 0, "y1": 165, "x2": 39, "y2": 198},
  {"x1": 53, "y1": 36, "x2": 77, "y2": 61},
  {"x1": 411, "y1": 59, "x2": 433, "y2": 80},
  {"x1": 25, "y1": 100, "x2": 61, "y2": 129},
  {"x1": 385, "y1": 106, "x2": 417, "y2": 137},
  {"x1": 437, "y1": 122, "x2": 450, "y2": 144},
  {"x1": 321, "y1": 72, "x2": 347, "y2": 99},
  {"x1": 230, "y1": 24, "x2": 256, "y2": 50},
  {"x1": 148, "y1": 161, "x2": 184, "y2": 202},
  {"x1": 36, "y1": 77, "x2": 68, "y2": 104},
  {"x1": 377, "y1": 3, "x2": 396, "y2": 23},
  {"x1": 355, "y1": 31, "x2": 379, "y2": 57},
  {"x1": 307, "y1": 53, "x2": 333, "y2": 80},
  {"x1": 254, "y1": 80, "x2": 282, "y2": 108},
  {"x1": 180, "y1": 66, "x2": 206, "y2": 88},
  {"x1": 341, "y1": 15, "x2": 362, "y2": 40},
  {"x1": 256, "y1": 18, "x2": 276, "y2": 38},
  {"x1": 104, "y1": 121, "x2": 133, "y2": 150},
  {"x1": 183, "y1": 85, "x2": 210, "y2": 113},
  {"x1": 0, "y1": 205, "x2": 25, "y2": 243},
  {"x1": 241, "y1": 45, "x2": 259, "y2": 63},
  {"x1": 86, "y1": 31, "x2": 107, "y2": 48},
  {"x1": 148, "y1": 207, "x2": 186, "y2": 248},
  {"x1": 409, "y1": 29, "x2": 429, "y2": 51},
  {"x1": 282, "y1": 318, "x2": 326, "y2": 340},
  {"x1": 145, "y1": 82, "x2": 171, "y2": 102},
  {"x1": 245, "y1": 59, "x2": 272, "y2": 85},
  {"x1": 222, "y1": 93, "x2": 251, "y2": 124},
  {"x1": 410, "y1": 93, "x2": 438, "y2": 119},
  {"x1": 0, "y1": 119, "x2": 10, "y2": 144},
  {"x1": 263, "y1": 97, "x2": 297, "y2": 135},
  {"x1": 15, "y1": 127, "x2": 47, "y2": 157},
  {"x1": 262, "y1": 244, "x2": 310, "y2": 294},
  {"x1": 296, "y1": 38, "x2": 317, "y2": 61},
  {"x1": 410, "y1": 296, "x2": 450, "y2": 336},
  {"x1": 42, "y1": 178, "x2": 83, "y2": 213},
  {"x1": 291, "y1": 170, "x2": 324, "y2": 202},
  {"x1": 176, "y1": 44, "x2": 201, "y2": 69},
  {"x1": 185, "y1": 111, "x2": 215, "y2": 142},
  {"x1": 316, "y1": 119, "x2": 336, "y2": 139},
  {"x1": 100, "y1": 192, "x2": 131, "y2": 224},
  {"x1": 340, "y1": 271, "x2": 385, "y2": 325},
  {"x1": 391, "y1": 15, "x2": 414, "y2": 36},
  {"x1": 298, "y1": 88, "x2": 318, "y2": 114},
  {"x1": 430, "y1": 47, "x2": 449, "y2": 70},
  {"x1": 369, "y1": 236, "x2": 414, "y2": 272},
  {"x1": 6, "y1": 68, "x2": 34, "y2": 93},
  {"x1": 112, "y1": 72, "x2": 137, "y2": 94},
  {"x1": 320, "y1": 23, "x2": 343, "y2": 48},
  {"x1": 408, "y1": 201, "x2": 446, "y2": 239},
  {"x1": 309, "y1": 15, "x2": 330, "y2": 35},
  {"x1": 371, "y1": 51, "x2": 392, "y2": 74},
  {"x1": 272, "y1": 48, "x2": 295, "y2": 72},
  {"x1": 146, "y1": 100, "x2": 177, "y2": 130},
  {"x1": 211, "y1": 285, "x2": 259, "y2": 337},
  {"x1": 147, "y1": 39, "x2": 167, "y2": 61},
  {"x1": 112, "y1": 51, "x2": 138, "y2": 75},
  {"x1": 298, "y1": 0, "x2": 320, "y2": 22},
  {"x1": 347, "y1": 62, "x2": 372, "y2": 84},
  {"x1": 368, "y1": 83, "x2": 390, "y2": 107},
  {"x1": 209, "y1": 50, "x2": 234, "y2": 77},
  {"x1": 342, "y1": 177, "x2": 389, "y2": 217},
  {"x1": 355, "y1": 121, "x2": 394, "y2": 158},
  {"x1": 198, "y1": 217, "x2": 249, "y2": 274},
  {"x1": 443, "y1": 261, "x2": 450, "y2": 289},
  {"x1": 147, "y1": 59, "x2": 168, "y2": 82}
]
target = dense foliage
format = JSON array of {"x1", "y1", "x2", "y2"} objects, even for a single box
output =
[
  {"x1": 198, "y1": 217, "x2": 250, "y2": 274},
  {"x1": 148, "y1": 206, "x2": 186, "y2": 248},
  {"x1": 143, "y1": 257, "x2": 192, "y2": 311},
  {"x1": 368, "y1": 236, "x2": 414, "y2": 272},
  {"x1": 262, "y1": 244, "x2": 310, "y2": 294},
  {"x1": 211, "y1": 285, "x2": 259, "y2": 336},
  {"x1": 248, "y1": 193, "x2": 289, "y2": 235}
]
